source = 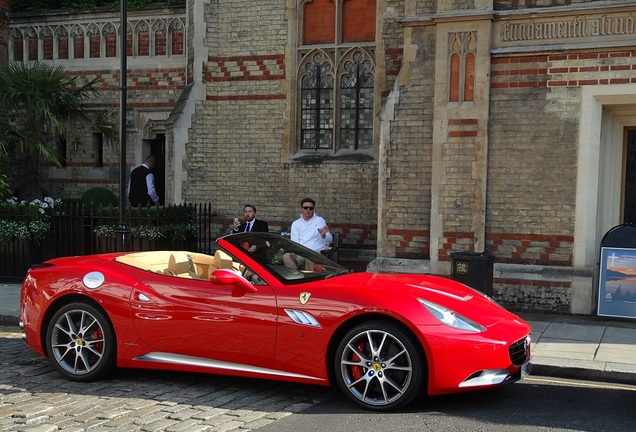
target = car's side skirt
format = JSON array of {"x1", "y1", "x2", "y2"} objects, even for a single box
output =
[{"x1": 134, "y1": 352, "x2": 326, "y2": 382}]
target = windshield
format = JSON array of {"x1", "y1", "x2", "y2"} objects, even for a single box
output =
[{"x1": 219, "y1": 232, "x2": 350, "y2": 284}]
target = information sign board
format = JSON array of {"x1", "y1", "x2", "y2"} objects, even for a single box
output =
[{"x1": 598, "y1": 246, "x2": 636, "y2": 319}]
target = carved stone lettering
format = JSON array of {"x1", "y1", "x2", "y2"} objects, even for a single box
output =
[{"x1": 495, "y1": 12, "x2": 636, "y2": 48}]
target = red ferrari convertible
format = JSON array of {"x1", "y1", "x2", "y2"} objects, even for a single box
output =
[{"x1": 20, "y1": 232, "x2": 531, "y2": 411}]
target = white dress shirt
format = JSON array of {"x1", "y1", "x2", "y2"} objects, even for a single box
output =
[{"x1": 290, "y1": 214, "x2": 333, "y2": 251}]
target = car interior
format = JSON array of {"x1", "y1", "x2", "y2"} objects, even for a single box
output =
[{"x1": 114, "y1": 250, "x2": 244, "y2": 280}]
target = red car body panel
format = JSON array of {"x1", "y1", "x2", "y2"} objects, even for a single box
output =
[{"x1": 20, "y1": 233, "x2": 531, "y2": 399}]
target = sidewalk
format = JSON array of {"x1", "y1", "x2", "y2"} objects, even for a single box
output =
[{"x1": 2, "y1": 282, "x2": 636, "y2": 385}]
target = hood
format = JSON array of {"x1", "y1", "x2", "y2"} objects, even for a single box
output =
[{"x1": 334, "y1": 272, "x2": 517, "y2": 328}]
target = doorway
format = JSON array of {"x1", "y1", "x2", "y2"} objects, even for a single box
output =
[
  {"x1": 623, "y1": 129, "x2": 636, "y2": 224},
  {"x1": 143, "y1": 134, "x2": 165, "y2": 205}
]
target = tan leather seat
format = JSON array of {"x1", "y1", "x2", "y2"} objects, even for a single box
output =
[
  {"x1": 168, "y1": 252, "x2": 192, "y2": 277},
  {"x1": 190, "y1": 253, "x2": 218, "y2": 279},
  {"x1": 213, "y1": 250, "x2": 234, "y2": 270}
]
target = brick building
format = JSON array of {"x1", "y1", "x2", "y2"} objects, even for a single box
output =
[{"x1": 5, "y1": 0, "x2": 636, "y2": 314}]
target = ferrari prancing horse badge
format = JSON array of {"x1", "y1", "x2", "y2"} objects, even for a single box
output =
[{"x1": 300, "y1": 292, "x2": 311, "y2": 305}]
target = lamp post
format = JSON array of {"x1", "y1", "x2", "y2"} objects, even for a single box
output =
[{"x1": 116, "y1": 0, "x2": 129, "y2": 252}]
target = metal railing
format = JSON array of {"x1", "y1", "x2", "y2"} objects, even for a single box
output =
[{"x1": 0, "y1": 202, "x2": 220, "y2": 279}]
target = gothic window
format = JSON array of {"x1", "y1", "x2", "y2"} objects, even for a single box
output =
[
  {"x1": 136, "y1": 21, "x2": 150, "y2": 57},
  {"x1": 71, "y1": 25, "x2": 84, "y2": 59},
  {"x1": 153, "y1": 20, "x2": 167, "y2": 56},
  {"x1": 57, "y1": 134, "x2": 67, "y2": 168},
  {"x1": 340, "y1": 50, "x2": 374, "y2": 150},
  {"x1": 169, "y1": 19, "x2": 184, "y2": 56},
  {"x1": 297, "y1": 0, "x2": 376, "y2": 154},
  {"x1": 26, "y1": 28, "x2": 37, "y2": 61},
  {"x1": 11, "y1": 29, "x2": 23, "y2": 62},
  {"x1": 56, "y1": 27, "x2": 69, "y2": 60},
  {"x1": 86, "y1": 24, "x2": 100, "y2": 58},
  {"x1": 103, "y1": 23, "x2": 117, "y2": 58},
  {"x1": 93, "y1": 132, "x2": 104, "y2": 168},
  {"x1": 41, "y1": 27, "x2": 54, "y2": 60},
  {"x1": 448, "y1": 32, "x2": 476, "y2": 103},
  {"x1": 301, "y1": 52, "x2": 334, "y2": 150}
]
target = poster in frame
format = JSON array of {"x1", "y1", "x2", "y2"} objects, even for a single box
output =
[{"x1": 598, "y1": 246, "x2": 636, "y2": 319}]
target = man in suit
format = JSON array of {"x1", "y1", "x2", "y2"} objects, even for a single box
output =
[
  {"x1": 127, "y1": 155, "x2": 160, "y2": 207},
  {"x1": 232, "y1": 204, "x2": 269, "y2": 233}
]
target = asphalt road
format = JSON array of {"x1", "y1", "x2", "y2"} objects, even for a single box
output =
[
  {"x1": 257, "y1": 376, "x2": 636, "y2": 432},
  {"x1": 2, "y1": 328, "x2": 635, "y2": 431}
]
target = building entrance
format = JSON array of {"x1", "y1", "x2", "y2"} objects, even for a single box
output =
[
  {"x1": 144, "y1": 134, "x2": 165, "y2": 205},
  {"x1": 623, "y1": 129, "x2": 636, "y2": 224}
]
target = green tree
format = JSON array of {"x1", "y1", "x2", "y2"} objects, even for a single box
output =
[
  {"x1": 0, "y1": 153, "x2": 11, "y2": 199},
  {"x1": 0, "y1": 61, "x2": 117, "y2": 199}
]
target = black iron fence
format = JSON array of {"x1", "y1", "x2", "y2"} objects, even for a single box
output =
[{"x1": 0, "y1": 202, "x2": 221, "y2": 279}]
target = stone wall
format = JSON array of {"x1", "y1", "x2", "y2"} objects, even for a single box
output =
[
  {"x1": 183, "y1": 0, "x2": 384, "y2": 251},
  {"x1": 381, "y1": 24, "x2": 436, "y2": 259},
  {"x1": 8, "y1": 7, "x2": 188, "y2": 200},
  {"x1": 10, "y1": 0, "x2": 636, "y2": 314}
]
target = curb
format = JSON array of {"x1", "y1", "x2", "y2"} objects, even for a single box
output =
[
  {"x1": 532, "y1": 363, "x2": 636, "y2": 386},
  {"x1": 0, "y1": 314, "x2": 19, "y2": 327}
]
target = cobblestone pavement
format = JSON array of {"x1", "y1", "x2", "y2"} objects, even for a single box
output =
[{"x1": 0, "y1": 330, "x2": 333, "y2": 432}]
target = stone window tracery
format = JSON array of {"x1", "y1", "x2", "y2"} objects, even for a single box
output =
[
  {"x1": 448, "y1": 32, "x2": 476, "y2": 103},
  {"x1": 103, "y1": 23, "x2": 117, "y2": 58},
  {"x1": 297, "y1": 0, "x2": 376, "y2": 154},
  {"x1": 9, "y1": 14, "x2": 186, "y2": 62},
  {"x1": 56, "y1": 27, "x2": 69, "y2": 60},
  {"x1": 26, "y1": 27, "x2": 37, "y2": 61},
  {"x1": 169, "y1": 19, "x2": 185, "y2": 56},
  {"x1": 11, "y1": 28, "x2": 23, "y2": 62},
  {"x1": 41, "y1": 26, "x2": 54, "y2": 60}
]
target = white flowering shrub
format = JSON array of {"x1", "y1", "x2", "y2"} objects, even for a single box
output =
[
  {"x1": 0, "y1": 197, "x2": 62, "y2": 243},
  {"x1": 94, "y1": 223, "x2": 197, "y2": 241}
]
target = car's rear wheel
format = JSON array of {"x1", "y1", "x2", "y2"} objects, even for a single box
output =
[
  {"x1": 45, "y1": 302, "x2": 116, "y2": 381},
  {"x1": 334, "y1": 320, "x2": 426, "y2": 411}
]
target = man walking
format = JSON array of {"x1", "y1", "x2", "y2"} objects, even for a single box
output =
[{"x1": 128, "y1": 155, "x2": 161, "y2": 207}]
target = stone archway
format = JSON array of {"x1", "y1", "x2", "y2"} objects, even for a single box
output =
[
  {"x1": 135, "y1": 111, "x2": 169, "y2": 203},
  {"x1": 574, "y1": 84, "x2": 636, "y2": 313}
]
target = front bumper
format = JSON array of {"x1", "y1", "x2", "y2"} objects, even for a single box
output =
[{"x1": 459, "y1": 361, "x2": 532, "y2": 388}]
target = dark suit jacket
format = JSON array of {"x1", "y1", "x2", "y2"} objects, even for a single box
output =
[{"x1": 233, "y1": 219, "x2": 269, "y2": 233}]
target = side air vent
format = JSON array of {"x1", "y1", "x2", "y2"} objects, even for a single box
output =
[{"x1": 285, "y1": 309, "x2": 321, "y2": 328}]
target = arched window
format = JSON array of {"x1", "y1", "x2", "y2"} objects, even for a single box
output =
[
  {"x1": 41, "y1": 27, "x2": 54, "y2": 60},
  {"x1": 136, "y1": 21, "x2": 150, "y2": 57},
  {"x1": 339, "y1": 49, "x2": 374, "y2": 150},
  {"x1": 11, "y1": 29, "x2": 24, "y2": 62},
  {"x1": 169, "y1": 19, "x2": 184, "y2": 56},
  {"x1": 56, "y1": 27, "x2": 69, "y2": 60},
  {"x1": 300, "y1": 51, "x2": 334, "y2": 150},
  {"x1": 103, "y1": 23, "x2": 117, "y2": 58},
  {"x1": 448, "y1": 32, "x2": 476, "y2": 103},
  {"x1": 86, "y1": 23, "x2": 100, "y2": 59},
  {"x1": 153, "y1": 20, "x2": 167, "y2": 56},
  {"x1": 297, "y1": 0, "x2": 376, "y2": 154}
]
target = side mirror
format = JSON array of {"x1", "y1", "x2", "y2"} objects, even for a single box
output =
[{"x1": 210, "y1": 269, "x2": 258, "y2": 293}]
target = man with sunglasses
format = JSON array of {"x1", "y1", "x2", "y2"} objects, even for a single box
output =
[{"x1": 284, "y1": 197, "x2": 333, "y2": 269}]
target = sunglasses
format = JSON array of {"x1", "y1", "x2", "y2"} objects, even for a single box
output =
[{"x1": 302, "y1": 206, "x2": 314, "y2": 210}]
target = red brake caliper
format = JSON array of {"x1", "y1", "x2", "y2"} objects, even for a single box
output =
[
  {"x1": 93, "y1": 329, "x2": 103, "y2": 353},
  {"x1": 350, "y1": 342, "x2": 365, "y2": 380}
]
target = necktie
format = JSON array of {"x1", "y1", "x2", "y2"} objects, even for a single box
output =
[{"x1": 246, "y1": 222, "x2": 252, "y2": 232}]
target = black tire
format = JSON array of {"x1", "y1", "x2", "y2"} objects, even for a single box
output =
[
  {"x1": 334, "y1": 320, "x2": 426, "y2": 411},
  {"x1": 45, "y1": 302, "x2": 116, "y2": 382}
]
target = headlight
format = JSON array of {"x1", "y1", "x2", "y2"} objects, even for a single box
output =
[{"x1": 418, "y1": 299, "x2": 486, "y2": 332}]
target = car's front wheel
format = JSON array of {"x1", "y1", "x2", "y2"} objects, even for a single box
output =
[
  {"x1": 45, "y1": 302, "x2": 116, "y2": 381},
  {"x1": 334, "y1": 320, "x2": 426, "y2": 411}
]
